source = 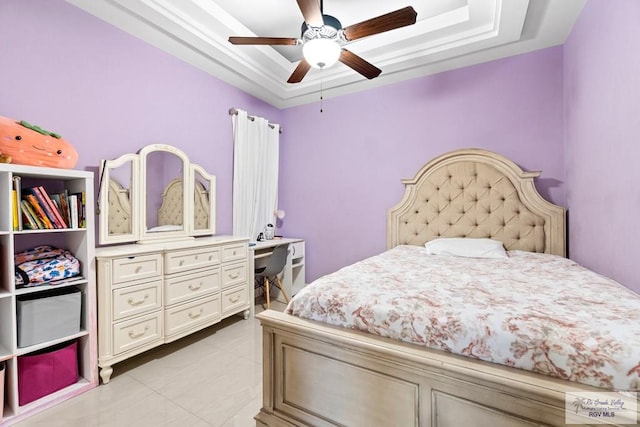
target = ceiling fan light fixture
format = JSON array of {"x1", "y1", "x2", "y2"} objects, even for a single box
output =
[
  {"x1": 229, "y1": 2, "x2": 418, "y2": 83},
  {"x1": 303, "y1": 38, "x2": 341, "y2": 69}
]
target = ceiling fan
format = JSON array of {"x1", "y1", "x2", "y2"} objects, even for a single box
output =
[{"x1": 228, "y1": 0, "x2": 418, "y2": 83}]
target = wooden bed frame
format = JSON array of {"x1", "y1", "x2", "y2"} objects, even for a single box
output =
[{"x1": 256, "y1": 149, "x2": 637, "y2": 427}]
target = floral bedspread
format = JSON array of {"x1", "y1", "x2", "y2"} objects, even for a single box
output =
[{"x1": 286, "y1": 245, "x2": 640, "y2": 391}]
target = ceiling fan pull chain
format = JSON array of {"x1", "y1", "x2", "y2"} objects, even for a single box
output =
[{"x1": 320, "y1": 80, "x2": 324, "y2": 113}]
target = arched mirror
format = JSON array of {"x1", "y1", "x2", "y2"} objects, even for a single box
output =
[
  {"x1": 98, "y1": 144, "x2": 216, "y2": 245},
  {"x1": 139, "y1": 145, "x2": 189, "y2": 242},
  {"x1": 192, "y1": 165, "x2": 216, "y2": 236},
  {"x1": 99, "y1": 154, "x2": 139, "y2": 244}
]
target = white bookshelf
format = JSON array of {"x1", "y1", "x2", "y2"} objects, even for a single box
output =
[{"x1": 0, "y1": 164, "x2": 97, "y2": 425}]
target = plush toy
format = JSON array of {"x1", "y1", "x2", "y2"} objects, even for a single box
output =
[
  {"x1": 0, "y1": 152, "x2": 11, "y2": 163},
  {"x1": 0, "y1": 116, "x2": 78, "y2": 169}
]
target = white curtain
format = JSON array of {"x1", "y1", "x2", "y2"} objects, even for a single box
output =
[{"x1": 232, "y1": 109, "x2": 280, "y2": 240}]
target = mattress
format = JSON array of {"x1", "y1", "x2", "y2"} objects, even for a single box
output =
[{"x1": 286, "y1": 245, "x2": 640, "y2": 391}]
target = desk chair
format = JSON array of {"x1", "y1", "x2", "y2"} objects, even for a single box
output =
[{"x1": 255, "y1": 243, "x2": 290, "y2": 309}]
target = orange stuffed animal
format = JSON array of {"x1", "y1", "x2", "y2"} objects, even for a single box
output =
[{"x1": 0, "y1": 116, "x2": 78, "y2": 169}]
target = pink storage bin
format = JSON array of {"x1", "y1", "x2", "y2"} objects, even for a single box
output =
[{"x1": 18, "y1": 340, "x2": 78, "y2": 406}]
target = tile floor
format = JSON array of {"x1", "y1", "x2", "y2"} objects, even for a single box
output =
[{"x1": 16, "y1": 301, "x2": 287, "y2": 427}]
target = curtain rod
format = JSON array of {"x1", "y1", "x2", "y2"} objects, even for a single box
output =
[{"x1": 228, "y1": 108, "x2": 283, "y2": 134}]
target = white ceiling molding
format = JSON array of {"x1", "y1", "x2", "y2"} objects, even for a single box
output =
[{"x1": 67, "y1": 0, "x2": 586, "y2": 109}]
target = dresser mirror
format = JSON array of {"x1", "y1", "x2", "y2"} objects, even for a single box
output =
[
  {"x1": 98, "y1": 144, "x2": 216, "y2": 245},
  {"x1": 99, "y1": 153, "x2": 139, "y2": 244},
  {"x1": 192, "y1": 165, "x2": 216, "y2": 235}
]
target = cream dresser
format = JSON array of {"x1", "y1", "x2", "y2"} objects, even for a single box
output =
[{"x1": 95, "y1": 236, "x2": 250, "y2": 383}]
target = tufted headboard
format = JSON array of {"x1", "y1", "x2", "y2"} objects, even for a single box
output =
[
  {"x1": 158, "y1": 178, "x2": 210, "y2": 229},
  {"x1": 107, "y1": 177, "x2": 211, "y2": 233},
  {"x1": 108, "y1": 178, "x2": 132, "y2": 235},
  {"x1": 387, "y1": 148, "x2": 566, "y2": 256}
]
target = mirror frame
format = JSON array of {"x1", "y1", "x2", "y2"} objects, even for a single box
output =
[
  {"x1": 98, "y1": 153, "x2": 140, "y2": 245},
  {"x1": 191, "y1": 164, "x2": 216, "y2": 236},
  {"x1": 139, "y1": 144, "x2": 190, "y2": 243},
  {"x1": 98, "y1": 144, "x2": 216, "y2": 245}
]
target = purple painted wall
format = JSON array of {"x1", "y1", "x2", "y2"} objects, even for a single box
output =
[
  {"x1": 279, "y1": 47, "x2": 566, "y2": 281},
  {"x1": 564, "y1": 0, "x2": 640, "y2": 293},
  {"x1": 2, "y1": 1, "x2": 571, "y2": 287},
  {"x1": 0, "y1": 0, "x2": 281, "y2": 235}
]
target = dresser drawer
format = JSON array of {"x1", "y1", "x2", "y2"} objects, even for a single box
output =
[
  {"x1": 164, "y1": 294, "x2": 221, "y2": 337},
  {"x1": 221, "y1": 285, "x2": 249, "y2": 315},
  {"x1": 112, "y1": 311, "x2": 162, "y2": 356},
  {"x1": 112, "y1": 279, "x2": 163, "y2": 321},
  {"x1": 221, "y1": 242, "x2": 247, "y2": 263},
  {"x1": 164, "y1": 269, "x2": 220, "y2": 306},
  {"x1": 165, "y1": 247, "x2": 220, "y2": 274},
  {"x1": 112, "y1": 253, "x2": 162, "y2": 283},
  {"x1": 221, "y1": 261, "x2": 247, "y2": 289}
]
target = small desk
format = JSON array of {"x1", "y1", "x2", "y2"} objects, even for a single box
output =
[{"x1": 249, "y1": 238, "x2": 305, "y2": 317}]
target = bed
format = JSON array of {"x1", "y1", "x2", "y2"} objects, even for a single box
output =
[{"x1": 255, "y1": 148, "x2": 640, "y2": 427}]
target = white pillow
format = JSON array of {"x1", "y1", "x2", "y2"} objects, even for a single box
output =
[{"x1": 424, "y1": 238, "x2": 507, "y2": 259}]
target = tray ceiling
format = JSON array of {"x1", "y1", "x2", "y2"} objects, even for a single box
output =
[{"x1": 67, "y1": 0, "x2": 586, "y2": 109}]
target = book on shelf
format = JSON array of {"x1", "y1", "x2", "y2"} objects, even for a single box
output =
[
  {"x1": 13, "y1": 176, "x2": 23, "y2": 231},
  {"x1": 12, "y1": 190, "x2": 19, "y2": 230},
  {"x1": 38, "y1": 186, "x2": 69, "y2": 228},
  {"x1": 20, "y1": 199, "x2": 40, "y2": 229},
  {"x1": 58, "y1": 190, "x2": 71, "y2": 226},
  {"x1": 68, "y1": 194, "x2": 79, "y2": 228},
  {"x1": 50, "y1": 191, "x2": 72, "y2": 227},
  {"x1": 23, "y1": 194, "x2": 54, "y2": 229},
  {"x1": 70, "y1": 191, "x2": 86, "y2": 228},
  {"x1": 23, "y1": 188, "x2": 58, "y2": 228},
  {"x1": 22, "y1": 186, "x2": 68, "y2": 229},
  {"x1": 22, "y1": 199, "x2": 47, "y2": 229},
  {"x1": 50, "y1": 193, "x2": 63, "y2": 219}
]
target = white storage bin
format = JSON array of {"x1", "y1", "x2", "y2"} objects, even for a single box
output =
[{"x1": 17, "y1": 288, "x2": 81, "y2": 347}]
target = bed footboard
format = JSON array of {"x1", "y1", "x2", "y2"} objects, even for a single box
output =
[{"x1": 256, "y1": 310, "x2": 636, "y2": 427}]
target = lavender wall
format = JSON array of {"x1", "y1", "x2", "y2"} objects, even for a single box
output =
[
  {"x1": 564, "y1": 0, "x2": 640, "y2": 293},
  {"x1": 0, "y1": 0, "x2": 281, "y2": 235},
  {"x1": 1, "y1": 1, "x2": 569, "y2": 286},
  {"x1": 279, "y1": 47, "x2": 566, "y2": 281}
]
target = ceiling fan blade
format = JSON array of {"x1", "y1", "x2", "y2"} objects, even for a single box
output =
[
  {"x1": 228, "y1": 36, "x2": 298, "y2": 46},
  {"x1": 287, "y1": 59, "x2": 312, "y2": 83},
  {"x1": 296, "y1": 0, "x2": 323, "y2": 27},
  {"x1": 342, "y1": 6, "x2": 418, "y2": 41},
  {"x1": 339, "y1": 49, "x2": 381, "y2": 80}
]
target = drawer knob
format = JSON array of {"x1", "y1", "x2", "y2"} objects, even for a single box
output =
[
  {"x1": 195, "y1": 255, "x2": 199, "y2": 260},
  {"x1": 233, "y1": 250, "x2": 237, "y2": 256},
  {"x1": 228, "y1": 272, "x2": 240, "y2": 280},
  {"x1": 128, "y1": 294, "x2": 149, "y2": 306},
  {"x1": 208, "y1": 255, "x2": 213, "y2": 261},
  {"x1": 128, "y1": 325, "x2": 149, "y2": 339},
  {"x1": 179, "y1": 260, "x2": 185, "y2": 266},
  {"x1": 189, "y1": 308, "x2": 204, "y2": 319},
  {"x1": 188, "y1": 282, "x2": 203, "y2": 291},
  {"x1": 230, "y1": 295, "x2": 240, "y2": 303},
  {"x1": 135, "y1": 266, "x2": 142, "y2": 273}
]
